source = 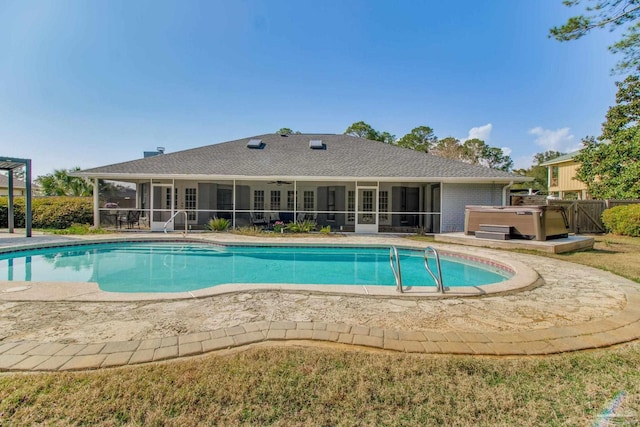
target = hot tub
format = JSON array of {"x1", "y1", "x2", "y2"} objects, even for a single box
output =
[{"x1": 464, "y1": 205, "x2": 570, "y2": 241}]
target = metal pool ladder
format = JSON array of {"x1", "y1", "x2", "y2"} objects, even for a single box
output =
[
  {"x1": 389, "y1": 246, "x2": 403, "y2": 293},
  {"x1": 424, "y1": 246, "x2": 445, "y2": 293},
  {"x1": 163, "y1": 210, "x2": 189, "y2": 235}
]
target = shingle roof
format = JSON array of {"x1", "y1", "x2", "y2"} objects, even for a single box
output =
[
  {"x1": 78, "y1": 133, "x2": 528, "y2": 182},
  {"x1": 0, "y1": 175, "x2": 26, "y2": 188},
  {"x1": 539, "y1": 151, "x2": 581, "y2": 166}
]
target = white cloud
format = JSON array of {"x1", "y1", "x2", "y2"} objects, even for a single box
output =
[
  {"x1": 464, "y1": 123, "x2": 492, "y2": 142},
  {"x1": 501, "y1": 147, "x2": 512, "y2": 156},
  {"x1": 513, "y1": 154, "x2": 535, "y2": 170},
  {"x1": 528, "y1": 127, "x2": 580, "y2": 152}
]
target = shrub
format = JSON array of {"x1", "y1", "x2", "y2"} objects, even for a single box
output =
[
  {"x1": 233, "y1": 225, "x2": 263, "y2": 235},
  {"x1": 0, "y1": 196, "x2": 93, "y2": 229},
  {"x1": 205, "y1": 217, "x2": 230, "y2": 232},
  {"x1": 273, "y1": 221, "x2": 285, "y2": 233},
  {"x1": 49, "y1": 223, "x2": 108, "y2": 235},
  {"x1": 320, "y1": 225, "x2": 331, "y2": 234},
  {"x1": 286, "y1": 219, "x2": 316, "y2": 233},
  {"x1": 602, "y1": 204, "x2": 640, "y2": 237}
]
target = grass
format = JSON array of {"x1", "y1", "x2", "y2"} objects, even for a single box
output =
[
  {"x1": 548, "y1": 234, "x2": 640, "y2": 283},
  {"x1": 0, "y1": 233, "x2": 639, "y2": 425},
  {"x1": 0, "y1": 344, "x2": 639, "y2": 425},
  {"x1": 44, "y1": 223, "x2": 110, "y2": 235}
]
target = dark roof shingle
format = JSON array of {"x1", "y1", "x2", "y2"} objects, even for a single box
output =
[
  {"x1": 79, "y1": 133, "x2": 526, "y2": 181},
  {"x1": 0, "y1": 175, "x2": 27, "y2": 188}
]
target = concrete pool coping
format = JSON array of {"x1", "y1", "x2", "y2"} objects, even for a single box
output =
[
  {"x1": 0, "y1": 236, "x2": 541, "y2": 301},
  {"x1": 0, "y1": 232, "x2": 638, "y2": 371}
]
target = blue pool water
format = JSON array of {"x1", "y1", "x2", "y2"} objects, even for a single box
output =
[{"x1": 0, "y1": 242, "x2": 512, "y2": 293}]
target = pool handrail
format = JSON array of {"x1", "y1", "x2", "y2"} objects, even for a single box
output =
[
  {"x1": 424, "y1": 246, "x2": 445, "y2": 293},
  {"x1": 163, "y1": 210, "x2": 188, "y2": 235},
  {"x1": 389, "y1": 246, "x2": 403, "y2": 293}
]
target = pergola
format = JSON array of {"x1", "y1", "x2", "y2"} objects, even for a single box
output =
[{"x1": 0, "y1": 156, "x2": 32, "y2": 237}]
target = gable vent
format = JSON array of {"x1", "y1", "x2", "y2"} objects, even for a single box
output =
[
  {"x1": 247, "y1": 139, "x2": 265, "y2": 149},
  {"x1": 309, "y1": 139, "x2": 325, "y2": 150}
]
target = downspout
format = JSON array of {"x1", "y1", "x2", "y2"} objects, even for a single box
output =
[{"x1": 502, "y1": 180, "x2": 514, "y2": 206}]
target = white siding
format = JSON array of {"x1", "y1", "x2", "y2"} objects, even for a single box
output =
[{"x1": 441, "y1": 183, "x2": 503, "y2": 232}]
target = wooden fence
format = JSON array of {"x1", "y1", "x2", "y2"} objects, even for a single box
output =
[{"x1": 510, "y1": 196, "x2": 640, "y2": 234}]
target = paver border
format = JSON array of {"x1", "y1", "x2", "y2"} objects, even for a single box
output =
[{"x1": 0, "y1": 290, "x2": 638, "y2": 372}]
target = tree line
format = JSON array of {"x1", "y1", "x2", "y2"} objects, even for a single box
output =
[{"x1": 278, "y1": 123, "x2": 515, "y2": 172}]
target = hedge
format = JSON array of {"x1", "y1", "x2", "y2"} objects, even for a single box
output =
[
  {"x1": 601, "y1": 204, "x2": 640, "y2": 237},
  {"x1": 0, "y1": 196, "x2": 94, "y2": 229}
]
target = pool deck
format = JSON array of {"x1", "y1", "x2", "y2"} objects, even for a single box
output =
[
  {"x1": 434, "y1": 232, "x2": 595, "y2": 254},
  {"x1": 0, "y1": 231, "x2": 638, "y2": 372}
]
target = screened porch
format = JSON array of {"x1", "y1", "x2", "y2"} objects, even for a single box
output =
[{"x1": 96, "y1": 179, "x2": 442, "y2": 234}]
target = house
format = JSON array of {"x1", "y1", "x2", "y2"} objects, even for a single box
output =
[
  {"x1": 75, "y1": 133, "x2": 530, "y2": 233},
  {"x1": 0, "y1": 175, "x2": 29, "y2": 196},
  {"x1": 540, "y1": 151, "x2": 590, "y2": 200}
]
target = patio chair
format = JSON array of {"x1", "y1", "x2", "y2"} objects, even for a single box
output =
[
  {"x1": 126, "y1": 210, "x2": 141, "y2": 229},
  {"x1": 116, "y1": 211, "x2": 128, "y2": 229},
  {"x1": 250, "y1": 212, "x2": 268, "y2": 227},
  {"x1": 268, "y1": 211, "x2": 280, "y2": 224}
]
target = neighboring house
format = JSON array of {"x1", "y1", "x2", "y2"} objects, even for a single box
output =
[
  {"x1": 75, "y1": 134, "x2": 530, "y2": 233},
  {"x1": 0, "y1": 175, "x2": 30, "y2": 196},
  {"x1": 540, "y1": 151, "x2": 590, "y2": 200}
]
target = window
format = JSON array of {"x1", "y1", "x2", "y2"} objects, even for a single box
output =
[
  {"x1": 254, "y1": 190, "x2": 265, "y2": 220},
  {"x1": 166, "y1": 188, "x2": 177, "y2": 209},
  {"x1": 287, "y1": 191, "x2": 295, "y2": 211},
  {"x1": 185, "y1": 188, "x2": 197, "y2": 221},
  {"x1": 327, "y1": 187, "x2": 336, "y2": 221},
  {"x1": 303, "y1": 191, "x2": 314, "y2": 211},
  {"x1": 551, "y1": 166, "x2": 559, "y2": 187},
  {"x1": 347, "y1": 190, "x2": 355, "y2": 222},
  {"x1": 379, "y1": 190, "x2": 388, "y2": 221},
  {"x1": 270, "y1": 190, "x2": 281, "y2": 211},
  {"x1": 362, "y1": 190, "x2": 374, "y2": 221}
]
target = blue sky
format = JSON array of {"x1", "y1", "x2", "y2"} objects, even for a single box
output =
[{"x1": 0, "y1": 0, "x2": 624, "y2": 177}]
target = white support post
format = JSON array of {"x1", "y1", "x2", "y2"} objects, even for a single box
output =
[
  {"x1": 93, "y1": 178, "x2": 100, "y2": 228},
  {"x1": 232, "y1": 179, "x2": 236, "y2": 228}
]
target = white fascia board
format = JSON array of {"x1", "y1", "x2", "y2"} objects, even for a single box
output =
[{"x1": 71, "y1": 172, "x2": 532, "y2": 183}]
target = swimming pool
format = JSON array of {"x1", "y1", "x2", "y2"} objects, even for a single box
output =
[{"x1": 0, "y1": 241, "x2": 513, "y2": 293}]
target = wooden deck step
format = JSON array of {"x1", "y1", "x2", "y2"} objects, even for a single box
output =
[
  {"x1": 479, "y1": 224, "x2": 513, "y2": 234},
  {"x1": 475, "y1": 231, "x2": 511, "y2": 240}
]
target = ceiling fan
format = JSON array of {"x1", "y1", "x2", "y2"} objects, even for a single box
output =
[{"x1": 267, "y1": 180, "x2": 293, "y2": 186}]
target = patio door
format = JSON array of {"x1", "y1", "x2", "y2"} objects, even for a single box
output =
[
  {"x1": 151, "y1": 183, "x2": 174, "y2": 231},
  {"x1": 355, "y1": 186, "x2": 378, "y2": 233}
]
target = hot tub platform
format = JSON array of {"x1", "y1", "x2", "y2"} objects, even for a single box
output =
[{"x1": 435, "y1": 232, "x2": 594, "y2": 254}]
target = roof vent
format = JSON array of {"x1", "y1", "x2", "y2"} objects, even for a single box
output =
[
  {"x1": 144, "y1": 147, "x2": 165, "y2": 158},
  {"x1": 309, "y1": 139, "x2": 325, "y2": 150},
  {"x1": 247, "y1": 139, "x2": 265, "y2": 149}
]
